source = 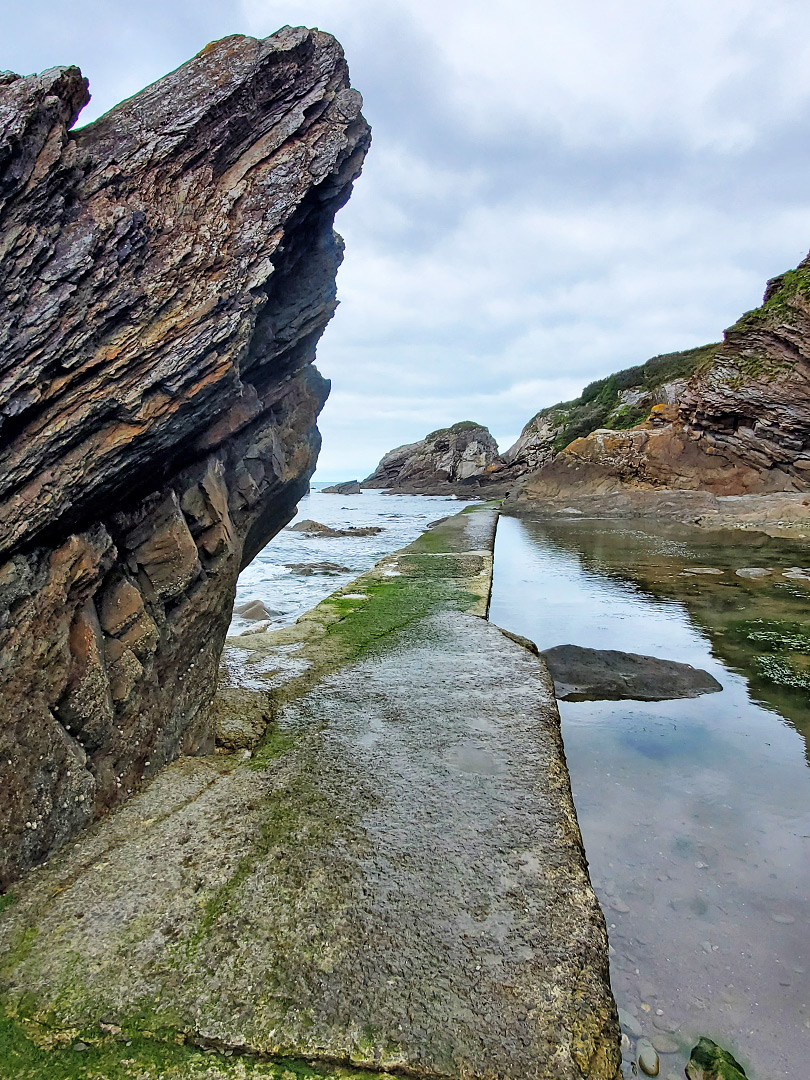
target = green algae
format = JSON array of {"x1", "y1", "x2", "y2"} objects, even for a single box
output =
[
  {"x1": 687, "y1": 1036, "x2": 748, "y2": 1080},
  {"x1": 0, "y1": 1004, "x2": 390, "y2": 1080}
]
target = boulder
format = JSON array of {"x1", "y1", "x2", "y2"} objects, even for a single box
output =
[
  {"x1": 686, "y1": 1037, "x2": 747, "y2": 1080},
  {"x1": 0, "y1": 28, "x2": 370, "y2": 888},
  {"x1": 362, "y1": 421, "x2": 505, "y2": 493},
  {"x1": 288, "y1": 519, "x2": 382, "y2": 536},
  {"x1": 541, "y1": 645, "x2": 723, "y2": 701}
]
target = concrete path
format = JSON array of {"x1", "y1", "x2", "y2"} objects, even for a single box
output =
[{"x1": 0, "y1": 507, "x2": 620, "y2": 1080}]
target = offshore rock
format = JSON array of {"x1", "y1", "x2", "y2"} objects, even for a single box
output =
[
  {"x1": 322, "y1": 479, "x2": 362, "y2": 493},
  {"x1": 362, "y1": 420, "x2": 506, "y2": 494},
  {"x1": 0, "y1": 28, "x2": 369, "y2": 888}
]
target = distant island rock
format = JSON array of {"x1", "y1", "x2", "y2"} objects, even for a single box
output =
[
  {"x1": 361, "y1": 421, "x2": 509, "y2": 495},
  {"x1": 322, "y1": 480, "x2": 362, "y2": 493},
  {"x1": 288, "y1": 519, "x2": 383, "y2": 537}
]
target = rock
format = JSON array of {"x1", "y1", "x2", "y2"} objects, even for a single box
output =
[
  {"x1": 322, "y1": 480, "x2": 362, "y2": 493},
  {"x1": 541, "y1": 645, "x2": 723, "y2": 701},
  {"x1": 685, "y1": 1037, "x2": 747, "y2": 1080},
  {"x1": 651, "y1": 1034, "x2": 680, "y2": 1054},
  {"x1": 637, "y1": 1038, "x2": 660, "y2": 1076},
  {"x1": 288, "y1": 519, "x2": 383, "y2": 537},
  {"x1": 618, "y1": 1007, "x2": 643, "y2": 1038},
  {"x1": 0, "y1": 29, "x2": 370, "y2": 888},
  {"x1": 735, "y1": 567, "x2": 771, "y2": 578},
  {"x1": 361, "y1": 421, "x2": 506, "y2": 494},
  {"x1": 285, "y1": 561, "x2": 351, "y2": 575},
  {"x1": 233, "y1": 600, "x2": 279, "y2": 621}
]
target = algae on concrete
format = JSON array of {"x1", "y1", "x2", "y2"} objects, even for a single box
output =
[{"x1": 0, "y1": 507, "x2": 620, "y2": 1080}]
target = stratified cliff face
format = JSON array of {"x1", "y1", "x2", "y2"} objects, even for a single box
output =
[
  {"x1": 510, "y1": 261, "x2": 810, "y2": 505},
  {"x1": 361, "y1": 421, "x2": 503, "y2": 493},
  {"x1": 0, "y1": 28, "x2": 369, "y2": 888}
]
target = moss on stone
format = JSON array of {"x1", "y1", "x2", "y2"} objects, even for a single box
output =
[
  {"x1": 686, "y1": 1035, "x2": 748, "y2": 1080},
  {"x1": 0, "y1": 1003, "x2": 390, "y2": 1080}
]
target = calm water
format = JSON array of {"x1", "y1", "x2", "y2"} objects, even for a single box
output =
[
  {"x1": 489, "y1": 515, "x2": 810, "y2": 1078},
  {"x1": 232, "y1": 487, "x2": 473, "y2": 633}
]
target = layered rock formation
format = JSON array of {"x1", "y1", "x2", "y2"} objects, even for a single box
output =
[
  {"x1": 361, "y1": 420, "x2": 504, "y2": 493},
  {"x1": 511, "y1": 262, "x2": 810, "y2": 505},
  {"x1": 0, "y1": 28, "x2": 369, "y2": 888}
]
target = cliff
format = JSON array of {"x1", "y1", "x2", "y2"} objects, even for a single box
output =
[
  {"x1": 510, "y1": 258, "x2": 810, "y2": 505},
  {"x1": 361, "y1": 420, "x2": 504, "y2": 493},
  {"x1": 0, "y1": 28, "x2": 370, "y2": 888}
]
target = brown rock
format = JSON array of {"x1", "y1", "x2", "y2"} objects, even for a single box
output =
[{"x1": 0, "y1": 28, "x2": 369, "y2": 888}]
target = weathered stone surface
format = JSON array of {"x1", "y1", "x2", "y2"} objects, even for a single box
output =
[
  {"x1": 0, "y1": 28, "x2": 370, "y2": 887},
  {"x1": 362, "y1": 420, "x2": 506, "y2": 494},
  {"x1": 541, "y1": 645, "x2": 722, "y2": 702},
  {"x1": 0, "y1": 508, "x2": 620, "y2": 1080}
]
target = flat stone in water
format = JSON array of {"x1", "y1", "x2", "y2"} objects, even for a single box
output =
[
  {"x1": 735, "y1": 567, "x2": 771, "y2": 578},
  {"x1": 637, "y1": 1038, "x2": 660, "y2": 1076},
  {"x1": 771, "y1": 912, "x2": 795, "y2": 924},
  {"x1": 651, "y1": 1033, "x2": 679, "y2": 1054},
  {"x1": 541, "y1": 645, "x2": 722, "y2": 702}
]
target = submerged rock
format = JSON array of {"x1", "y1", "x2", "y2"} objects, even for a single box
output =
[
  {"x1": 686, "y1": 1037, "x2": 748, "y2": 1080},
  {"x1": 541, "y1": 645, "x2": 723, "y2": 701},
  {"x1": 0, "y1": 29, "x2": 370, "y2": 888},
  {"x1": 637, "y1": 1039, "x2": 660, "y2": 1076}
]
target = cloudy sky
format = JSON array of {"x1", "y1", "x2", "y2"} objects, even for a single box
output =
[{"x1": 6, "y1": 1, "x2": 810, "y2": 478}]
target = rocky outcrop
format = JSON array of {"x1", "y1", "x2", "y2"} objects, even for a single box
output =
[
  {"x1": 362, "y1": 420, "x2": 505, "y2": 493},
  {"x1": 510, "y1": 261, "x2": 810, "y2": 505},
  {"x1": 322, "y1": 478, "x2": 361, "y2": 493},
  {"x1": 0, "y1": 28, "x2": 369, "y2": 888}
]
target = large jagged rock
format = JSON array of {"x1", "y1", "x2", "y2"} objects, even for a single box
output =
[
  {"x1": 361, "y1": 420, "x2": 505, "y2": 494},
  {"x1": 0, "y1": 28, "x2": 370, "y2": 889}
]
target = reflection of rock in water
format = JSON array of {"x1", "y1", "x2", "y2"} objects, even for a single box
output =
[{"x1": 541, "y1": 645, "x2": 722, "y2": 702}]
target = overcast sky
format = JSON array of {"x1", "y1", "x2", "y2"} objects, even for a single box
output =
[{"x1": 6, "y1": 1, "x2": 810, "y2": 478}]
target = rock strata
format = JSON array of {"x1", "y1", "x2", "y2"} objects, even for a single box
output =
[
  {"x1": 510, "y1": 260, "x2": 810, "y2": 505},
  {"x1": 0, "y1": 28, "x2": 370, "y2": 888},
  {"x1": 362, "y1": 420, "x2": 505, "y2": 493}
]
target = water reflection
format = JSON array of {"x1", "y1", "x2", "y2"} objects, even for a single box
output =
[{"x1": 489, "y1": 515, "x2": 810, "y2": 1079}]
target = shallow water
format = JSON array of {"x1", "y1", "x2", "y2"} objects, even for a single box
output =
[
  {"x1": 489, "y1": 515, "x2": 810, "y2": 1078},
  {"x1": 232, "y1": 487, "x2": 472, "y2": 633}
]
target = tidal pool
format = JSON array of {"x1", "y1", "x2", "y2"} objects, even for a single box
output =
[{"x1": 489, "y1": 515, "x2": 810, "y2": 1078}]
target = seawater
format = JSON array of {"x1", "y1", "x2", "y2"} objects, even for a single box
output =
[
  {"x1": 489, "y1": 514, "x2": 810, "y2": 1079},
  {"x1": 232, "y1": 486, "x2": 473, "y2": 633}
]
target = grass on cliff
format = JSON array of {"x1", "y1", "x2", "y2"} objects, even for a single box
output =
[{"x1": 525, "y1": 343, "x2": 718, "y2": 452}]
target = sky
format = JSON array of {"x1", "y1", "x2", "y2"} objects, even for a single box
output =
[{"x1": 5, "y1": 2, "x2": 810, "y2": 478}]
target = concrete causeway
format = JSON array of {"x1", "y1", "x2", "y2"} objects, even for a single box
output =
[{"x1": 0, "y1": 506, "x2": 620, "y2": 1080}]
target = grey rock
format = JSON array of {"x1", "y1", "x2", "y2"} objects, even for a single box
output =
[
  {"x1": 288, "y1": 518, "x2": 383, "y2": 537},
  {"x1": 541, "y1": 645, "x2": 723, "y2": 701},
  {"x1": 285, "y1": 561, "x2": 351, "y2": 575},
  {"x1": 735, "y1": 567, "x2": 771, "y2": 578},
  {"x1": 618, "y1": 1007, "x2": 643, "y2": 1038},
  {"x1": 322, "y1": 480, "x2": 362, "y2": 494},
  {"x1": 651, "y1": 1034, "x2": 680, "y2": 1054},
  {"x1": 361, "y1": 421, "x2": 506, "y2": 494},
  {"x1": 234, "y1": 600, "x2": 280, "y2": 621},
  {"x1": 637, "y1": 1038, "x2": 660, "y2": 1076}
]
